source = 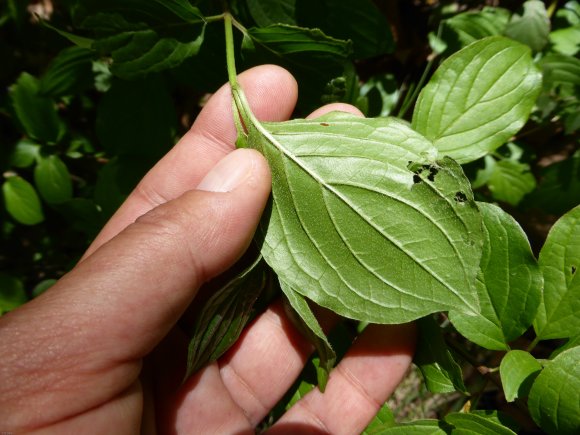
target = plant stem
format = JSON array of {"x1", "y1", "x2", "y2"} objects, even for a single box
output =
[
  {"x1": 224, "y1": 12, "x2": 239, "y2": 90},
  {"x1": 526, "y1": 336, "x2": 541, "y2": 353},
  {"x1": 398, "y1": 57, "x2": 435, "y2": 119}
]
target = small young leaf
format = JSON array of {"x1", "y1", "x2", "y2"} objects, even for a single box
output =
[
  {"x1": 281, "y1": 280, "x2": 335, "y2": 391},
  {"x1": 449, "y1": 202, "x2": 542, "y2": 350},
  {"x1": 528, "y1": 346, "x2": 580, "y2": 435},
  {"x1": 9, "y1": 72, "x2": 64, "y2": 143},
  {"x1": 534, "y1": 204, "x2": 580, "y2": 340},
  {"x1": 412, "y1": 37, "x2": 542, "y2": 164},
  {"x1": 2, "y1": 176, "x2": 44, "y2": 225},
  {"x1": 9, "y1": 139, "x2": 40, "y2": 168},
  {"x1": 414, "y1": 316, "x2": 467, "y2": 393},
  {"x1": 499, "y1": 350, "x2": 542, "y2": 402},
  {"x1": 34, "y1": 155, "x2": 73, "y2": 205},
  {"x1": 0, "y1": 273, "x2": 27, "y2": 314},
  {"x1": 40, "y1": 46, "x2": 94, "y2": 97},
  {"x1": 362, "y1": 402, "x2": 395, "y2": 434},
  {"x1": 504, "y1": 0, "x2": 550, "y2": 52},
  {"x1": 240, "y1": 109, "x2": 483, "y2": 324},
  {"x1": 185, "y1": 257, "x2": 267, "y2": 379},
  {"x1": 485, "y1": 159, "x2": 536, "y2": 206},
  {"x1": 549, "y1": 26, "x2": 580, "y2": 56}
]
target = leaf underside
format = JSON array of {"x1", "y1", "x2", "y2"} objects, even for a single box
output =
[{"x1": 245, "y1": 111, "x2": 483, "y2": 324}]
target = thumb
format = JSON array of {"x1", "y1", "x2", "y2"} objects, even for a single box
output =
[{"x1": 8, "y1": 149, "x2": 271, "y2": 360}]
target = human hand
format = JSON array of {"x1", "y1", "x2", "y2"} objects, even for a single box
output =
[{"x1": 0, "y1": 65, "x2": 416, "y2": 434}]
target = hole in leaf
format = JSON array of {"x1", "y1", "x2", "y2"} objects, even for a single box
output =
[
  {"x1": 572, "y1": 266, "x2": 577, "y2": 275},
  {"x1": 454, "y1": 191, "x2": 468, "y2": 203},
  {"x1": 319, "y1": 122, "x2": 330, "y2": 127},
  {"x1": 413, "y1": 174, "x2": 422, "y2": 184}
]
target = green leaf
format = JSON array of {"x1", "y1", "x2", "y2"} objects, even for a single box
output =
[
  {"x1": 285, "y1": 380, "x2": 315, "y2": 410},
  {"x1": 534, "y1": 205, "x2": 580, "y2": 340},
  {"x1": 359, "y1": 74, "x2": 400, "y2": 117},
  {"x1": 449, "y1": 203, "x2": 542, "y2": 350},
  {"x1": 539, "y1": 53, "x2": 580, "y2": 90},
  {"x1": 528, "y1": 346, "x2": 580, "y2": 435},
  {"x1": 412, "y1": 36, "x2": 542, "y2": 164},
  {"x1": 41, "y1": 20, "x2": 94, "y2": 49},
  {"x1": 0, "y1": 273, "x2": 27, "y2": 314},
  {"x1": 9, "y1": 139, "x2": 40, "y2": 168},
  {"x1": 499, "y1": 350, "x2": 542, "y2": 402},
  {"x1": 444, "y1": 411, "x2": 517, "y2": 434},
  {"x1": 281, "y1": 280, "x2": 336, "y2": 391},
  {"x1": 34, "y1": 155, "x2": 73, "y2": 205},
  {"x1": 238, "y1": 106, "x2": 483, "y2": 323},
  {"x1": 362, "y1": 403, "x2": 395, "y2": 434},
  {"x1": 94, "y1": 27, "x2": 206, "y2": 79},
  {"x1": 2, "y1": 176, "x2": 44, "y2": 225},
  {"x1": 549, "y1": 25, "x2": 580, "y2": 56},
  {"x1": 504, "y1": 0, "x2": 550, "y2": 52},
  {"x1": 77, "y1": 0, "x2": 206, "y2": 79},
  {"x1": 442, "y1": 7, "x2": 511, "y2": 51},
  {"x1": 485, "y1": 158, "x2": 536, "y2": 206},
  {"x1": 40, "y1": 46, "x2": 94, "y2": 97},
  {"x1": 185, "y1": 257, "x2": 267, "y2": 379},
  {"x1": 367, "y1": 420, "x2": 446, "y2": 434},
  {"x1": 9, "y1": 72, "x2": 64, "y2": 143},
  {"x1": 414, "y1": 316, "x2": 467, "y2": 393},
  {"x1": 247, "y1": 0, "x2": 296, "y2": 26},
  {"x1": 295, "y1": 0, "x2": 394, "y2": 59}
]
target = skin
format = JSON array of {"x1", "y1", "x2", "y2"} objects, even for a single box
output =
[{"x1": 0, "y1": 65, "x2": 416, "y2": 434}]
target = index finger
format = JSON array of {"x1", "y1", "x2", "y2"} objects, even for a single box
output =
[{"x1": 84, "y1": 65, "x2": 298, "y2": 258}]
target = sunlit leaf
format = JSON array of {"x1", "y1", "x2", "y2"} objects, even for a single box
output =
[
  {"x1": 500, "y1": 350, "x2": 542, "y2": 402},
  {"x1": 412, "y1": 37, "x2": 542, "y2": 164},
  {"x1": 534, "y1": 205, "x2": 580, "y2": 340},
  {"x1": 450, "y1": 203, "x2": 542, "y2": 350},
  {"x1": 34, "y1": 155, "x2": 73, "y2": 205},
  {"x1": 234, "y1": 100, "x2": 483, "y2": 323},
  {"x1": 528, "y1": 346, "x2": 580, "y2": 435},
  {"x1": 504, "y1": 0, "x2": 550, "y2": 52},
  {"x1": 2, "y1": 176, "x2": 44, "y2": 225}
]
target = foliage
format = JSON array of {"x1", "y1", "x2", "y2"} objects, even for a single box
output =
[{"x1": 1, "y1": 1, "x2": 579, "y2": 434}]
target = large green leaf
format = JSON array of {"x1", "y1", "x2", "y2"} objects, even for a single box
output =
[
  {"x1": 528, "y1": 346, "x2": 580, "y2": 435},
  {"x1": 534, "y1": 205, "x2": 580, "y2": 340},
  {"x1": 499, "y1": 350, "x2": 542, "y2": 402},
  {"x1": 414, "y1": 316, "x2": 467, "y2": 393},
  {"x1": 504, "y1": 0, "x2": 550, "y2": 52},
  {"x1": 449, "y1": 203, "x2": 542, "y2": 350},
  {"x1": 9, "y1": 73, "x2": 64, "y2": 143},
  {"x1": 412, "y1": 37, "x2": 542, "y2": 164},
  {"x1": 34, "y1": 155, "x2": 73, "y2": 205},
  {"x1": 2, "y1": 176, "x2": 44, "y2": 225},
  {"x1": 367, "y1": 420, "x2": 446, "y2": 434},
  {"x1": 236, "y1": 103, "x2": 483, "y2": 323}
]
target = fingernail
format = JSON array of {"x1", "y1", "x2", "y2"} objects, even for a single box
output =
[{"x1": 196, "y1": 150, "x2": 254, "y2": 193}]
